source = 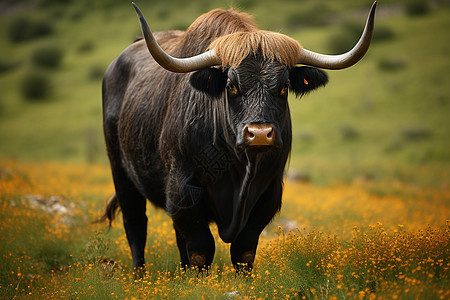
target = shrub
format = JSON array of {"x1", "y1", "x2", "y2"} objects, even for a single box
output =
[
  {"x1": 327, "y1": 30, "x2": 357, "y2": 54},
  {"x1": 235, "y1": 0, "x2": 258, "y2": 9},
  {"x1": 77, "y1": 40, "x2": 95, "y2": 53},
  {"x1": 20, "y1": 70, "x2": 52, "y2": 100},
  {"x1": 405, "y1": 0, "x2": 430, "y2": 16},
  {"x1": 378, "y1": 57, "x2": 407, "y2": 72},
  {"x1": 31, "y1": 44, "x2": 65, "y2": 69},
  {"x1": 372, "y1": 25, "x2": 395, "y2": 43},
  {"x1": 285, "y1": 4, "x2": 331, "y2": 28},
  {"x1": 38, "y1": 0, "x2": 72, "y2": 7},
  {"x1": 0, "y1": 59, "x2": 19, "y2": 73},
  {"x1": 327, "y1": 20, "x2": 395, "y2": 54},
  {"x1": 36, "y1": 240, "x2": 73, "y2": 271},
  {"x1": 401, "y1": 127, "x2": 432, "y2": 141},
  {"x1": 340, "y1": 125, "x2": 359, "y2": 140},
  {"x1": 69, "y1": 9, "x2": 85, "y2": 21},
  {"x1": 7, "y1": 15, "x2": 53, "y2": 43},
  {"x1": 87, "y1": 64, "x2": 105, "y2": 80}
]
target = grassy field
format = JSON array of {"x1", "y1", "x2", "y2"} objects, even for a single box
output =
[
  {"x1": 0, "y1": 0, "x2": 449, "y2": 299},
  {"x1": 0, "y1": 0, "x2": 448, "y2": 181},
  {"x1": 0, "y1": 160, "x2": 448, "y2": 299}
]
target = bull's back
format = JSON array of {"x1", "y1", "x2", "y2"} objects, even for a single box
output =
[{"x1": 103, "y1": 30, "x2": 184, "y2": 123}]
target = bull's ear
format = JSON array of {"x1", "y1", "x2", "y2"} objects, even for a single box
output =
[
  {"x1": 190, "y1": 68, "x2": 228, "y2": 98},
  {"x1": 289, "y1": 66, "x2": 328, "y2": 97}
]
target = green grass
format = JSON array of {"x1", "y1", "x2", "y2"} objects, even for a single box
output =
[{"x1": 0, "y1": 160, "x2": 448, "y2": 299}]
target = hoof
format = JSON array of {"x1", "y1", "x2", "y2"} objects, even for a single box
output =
[
  {"x1": 190, "y1": 252, "x2": 206, "y2": 267},
  {"x1": 241, "y1": 250, "x2": 254, "y2": 264}
]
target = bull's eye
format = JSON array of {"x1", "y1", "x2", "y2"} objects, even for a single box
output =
[
  {"x1": 227, "y1": 83, "x2": 239, "y2": 96},
  {"x1": 280, "y1": 86, "x2": 288, "y2": 97}
]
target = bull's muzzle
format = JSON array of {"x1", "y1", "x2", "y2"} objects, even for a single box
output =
[{"x1": 238, "y1": 123, "x2": 281, "y2": 150}]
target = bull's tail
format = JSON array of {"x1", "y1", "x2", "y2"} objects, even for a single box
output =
[{"x1": 96, "y1": 193, "x2": 120, "y2": 227}]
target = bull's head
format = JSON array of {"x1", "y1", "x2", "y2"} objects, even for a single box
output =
[
  {"x1": 189, "y1": 56, "x2": 329, "y2": 151},
  {"x1": 132, "y1": 2, "x2": 376, "y2": 152}
]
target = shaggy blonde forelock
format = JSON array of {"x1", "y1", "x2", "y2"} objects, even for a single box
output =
[{"x1": 208, "y1": 30, "x2": 302, "y2": 68}]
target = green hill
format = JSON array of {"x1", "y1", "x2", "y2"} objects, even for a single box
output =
[{"x1": 0, "y1": 0, "x2": 448, "y2": 185}]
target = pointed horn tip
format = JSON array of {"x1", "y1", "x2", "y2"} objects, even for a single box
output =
[
  {"x1": 297, "y1": 1, "x2": 377, "y2": 70},
  {"x1": 367, "y1": 1, "x2": 377, "y2": 31},
  {"x1": 370, "y1": 1, "x2": 377, "y2": 16},
  {"x1": 131, "y1": 2, "x2": 142, "y2": 16}
]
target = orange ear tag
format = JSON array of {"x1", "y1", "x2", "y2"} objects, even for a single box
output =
[
  {"x1": 304, "y1": 78, "x2": 309, "y2": 85},
  {"x1": 207, "y1": 75, "x2": 211, "y2": 89}
]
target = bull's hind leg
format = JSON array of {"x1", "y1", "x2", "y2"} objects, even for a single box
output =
[{"x1": 110, "y1": 165, "x2": 148, "y2": 274}]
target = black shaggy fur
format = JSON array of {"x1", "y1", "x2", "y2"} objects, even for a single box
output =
[{"x1": 101, "y1": 8, "x2": 328, "y2": 275}]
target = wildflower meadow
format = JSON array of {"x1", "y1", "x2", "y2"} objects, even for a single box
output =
[{"x1": 0, "y1": 159, "x2": 448, "y2": 299}]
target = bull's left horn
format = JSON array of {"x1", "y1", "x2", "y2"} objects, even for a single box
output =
[
  {"x1": 298, "y1": 1, "x2": 377, "y2": 70},
  {"x1": 132, "y1": 3, "x2": 221, "y2": 73}
]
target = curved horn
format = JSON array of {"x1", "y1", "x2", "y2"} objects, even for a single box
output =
[
  {"x1": 132, "y1": 3, "x2": 221, "y2": 73},
  {"x1": 298, "y1": 1, "x2": 377, "y2": 70}
]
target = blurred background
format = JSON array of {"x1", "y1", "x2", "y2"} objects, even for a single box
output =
[{"x1": 0, "y1": 0, "x2": 449, "y2": 186}]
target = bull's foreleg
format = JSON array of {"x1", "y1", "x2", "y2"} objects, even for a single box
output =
[
  {"x1": 230, "y1": 178, "x2": 283, "y2": 273},
  {"x1": 167, "y1": 176, "x2": 215, "y2": 271},
  {"x1": 173, "y1": 219, "x2": 215, "y2": 271},
  {"x1": 174, "y1": 226, "x2": 189, "y2": 268}
]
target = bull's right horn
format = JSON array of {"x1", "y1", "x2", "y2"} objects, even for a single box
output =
[
  {"x1": 132, "y1": 2, "x2": 221, "y2": 73},
  {"x1": 298, "y1": 1, "x2": 377, "y2": 70}
]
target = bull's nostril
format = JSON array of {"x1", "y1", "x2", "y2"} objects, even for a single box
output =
[
  {"x1": 267, "y1": 129, "x2": 273, "y2": 139},
  {"x1": 245, "y1": 128, "x2": 255, "y2": 140}
]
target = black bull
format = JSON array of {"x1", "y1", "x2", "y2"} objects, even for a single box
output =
[{"x1": 101, "y1": 3, "x2": 376, "y2": 272}]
